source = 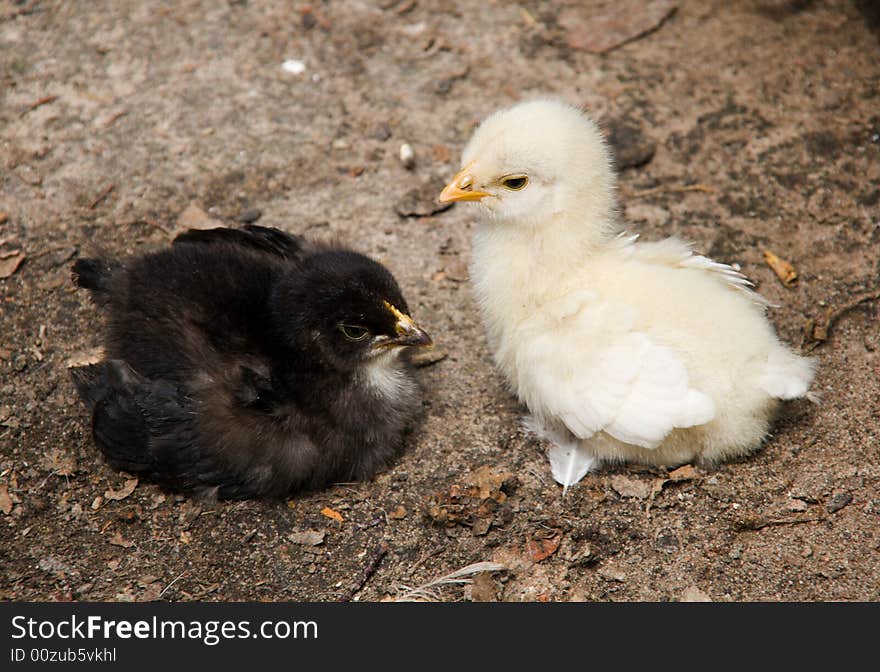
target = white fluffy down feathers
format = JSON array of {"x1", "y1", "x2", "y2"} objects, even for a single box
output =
[{"x1": 440, "y1": 99, "x2": 816, "y2": 491}]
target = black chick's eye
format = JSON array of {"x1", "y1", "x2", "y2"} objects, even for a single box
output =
[
  {"x1": 501, "y1": 175, "x2": 528, "y2": 191},
  {"x1": 339, "y1": 324, "x2": 370, "y2": 342}
]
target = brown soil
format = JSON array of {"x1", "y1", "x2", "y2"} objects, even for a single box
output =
[{"x1": 1, "y1": 0, "x2": 878, "y2": 602}]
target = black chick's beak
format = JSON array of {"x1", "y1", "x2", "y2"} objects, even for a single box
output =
[
  {"x1": 383, "y1": 301, "x2": 433, "y2": 348},
  {"x1": 391, "y1": 322, "x2": 433, "y2": 348}
]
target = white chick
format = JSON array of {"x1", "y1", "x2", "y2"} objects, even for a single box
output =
[{"x1": 439, "y1": 99, "x2": 816, "y2": 492}]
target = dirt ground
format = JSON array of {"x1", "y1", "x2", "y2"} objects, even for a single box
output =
[{"x1": 1, "y1": 0, "x2": 878, "y2": 603}]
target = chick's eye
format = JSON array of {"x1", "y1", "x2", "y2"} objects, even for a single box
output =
[
  {"x1": 501, "y1": 175, "x2": 528, "y2": 191},
  {"x1": 339, "y1": 324, "x2": 370, "y2": 342}
]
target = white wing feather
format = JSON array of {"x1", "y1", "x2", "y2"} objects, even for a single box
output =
[
  {"x1": 516, "y1": 298, "x2": 716, "y2": 452},
  {"x1": 618, "y1": 234, "x2": 774, "y2": 307}
]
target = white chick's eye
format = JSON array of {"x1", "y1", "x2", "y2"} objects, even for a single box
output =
[
  {"x1": 339, "y1": 324, "x2": 370, "y2": 341},
  {"x1": 500, "y1": 175, "x2": 529, "y2": 191}
]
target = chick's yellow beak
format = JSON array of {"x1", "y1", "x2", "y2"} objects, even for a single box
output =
[
  {"x1": 438, "y1": 164, "x2": 489, "y2": 203},
  {"x1": 383, "y1": 301, "x2": 433, "y2": 348}
]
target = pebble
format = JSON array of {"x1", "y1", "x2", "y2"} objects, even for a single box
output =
[
  {"x1": 598, "y1": 564, "x2": 626, "y2": 582},
  {"x1": 372, "y1": 123, "x2": 392, "y2": 142},
  {"x1": 234, "y1": 209, "x2": 262, "y2": 224},
  {"x1": 281, "y1": 59, "x2": 306, "y2": 75},
  {"x1": 826, "y1": 492, "x2": 852, "y2": 514},
  {"x1": 681, "y1": 586, "x2": 712, "y2": 602},
  {"x1": 399, "y1": 143, "x2": 415, "y2": 170}
]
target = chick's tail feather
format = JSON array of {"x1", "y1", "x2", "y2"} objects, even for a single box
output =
[
  {"x1": 758, "y1": 349, "x2": 817, "y2": 402},
  {"x1": 70, "y1": 361, "x2": 198, "y2": 480}
]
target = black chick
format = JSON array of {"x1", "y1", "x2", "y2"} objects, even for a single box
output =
[{"x1": 69, "y1": 224, "x2": 432, "y2": 500}]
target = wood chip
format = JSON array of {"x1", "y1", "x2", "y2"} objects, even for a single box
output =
[
  {"x1": 0, "y1": 483, "x2": 13, "y2": 515},
  {"x1": 104, "y1": 478, "x2": 138, "y2": 501},
  {"x1": 289, "y1": 529, "x2": 326, "y2": 546},
  {"x1": 668, "y1": 464, "x2": 697, "y2": 481},
  {"x1": 0, "y1": 251, "x2": 25, "y2": 279},
  {"x1": 321, "y1": 506, "x2": 344, "y2": 524},
  {"x1": 109, "y1": 532, "x2": 134, "y2": 548},
  {"x1": 763, "y1": 249, "x2": 798, "y2": 287}
]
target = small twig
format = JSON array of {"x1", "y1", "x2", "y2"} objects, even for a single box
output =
[
  {"x1": 103, "y1": 110, "x2": 128, "y2": 129},
  {"x1": 159, "y1": 571, "x2": 186, "y2": 597},
  {"x1": 803, "y1": 289, "x2": 880, "y2": 352},
  {"x1": 627, "y1": 183, "x2": 715, "y2": 199},
  {"x1": 21, "y1": 94, "x2": 57, "y2": 117},
  {"x1": 88, "y1": 184, "x2": 115, "y2": 209},
  {"x1": 338, "y1": 543, "x2": 387, "y2": 602},
  {"x1": 736, "y1": 515, "x2": 825, "y2": 531}
]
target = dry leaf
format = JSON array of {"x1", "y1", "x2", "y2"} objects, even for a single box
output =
[
  {"x1": 0, "y1": 483, "x2": 13, "y2": 515},
  {"x1": 610, "y1": 474, "x2": 651, "y2": 499},
  {"x1": 104, "y1": 478, "x2": 138, "y2": 501},
  {"x1": 321, "y1": 506, "x2": 344, "y2": 524},
  {"x1": 174, "y1": 203, "x2": 222, "y2": 238},
  {"x1": 109, "y1": 532, "x2": 134, "y2": 548},
  {"x1": 179, "y1": 530, "x2": 192, "y2": 544},
  {"x1": 0, "y1": 251, "x2": 25, "y2": 279},
  {"x1": 388, "y1": 505, "x2": 408, "y2": 520},
  {"x1": 668, "y1": 464, "x2": 697, "y2": 481},
  {"x1": 526, "y1": 530, "x2": 562, "y2": 563},
  {"x1": 466, "y1": 465, "x2": 514, "y2": 501},
  {"x1": 66, "y1": 346, "x2": 105, "y2": 368},
  {"x1": 763, "y1": 249, "x2": 798, "y2": 287}
]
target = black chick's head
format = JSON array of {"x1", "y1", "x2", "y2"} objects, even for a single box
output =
[{"x1": 272, "y1": 249, "x2": 432, "y2": 373}]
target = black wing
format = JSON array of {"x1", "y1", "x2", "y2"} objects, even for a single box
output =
[
  {"x1": 71, "y1": 360, "x2": 296, "y2": 500},
  {"x1": 173, "y1": 224, "x2": 307, "y2": 260},
  {"x1": 71, "y1": 360, "x2": 209, "y2": 492}
]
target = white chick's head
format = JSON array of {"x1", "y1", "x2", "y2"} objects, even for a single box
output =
[{"x1": 439, "y1": 99, "x2": 617, "y2": 234}]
